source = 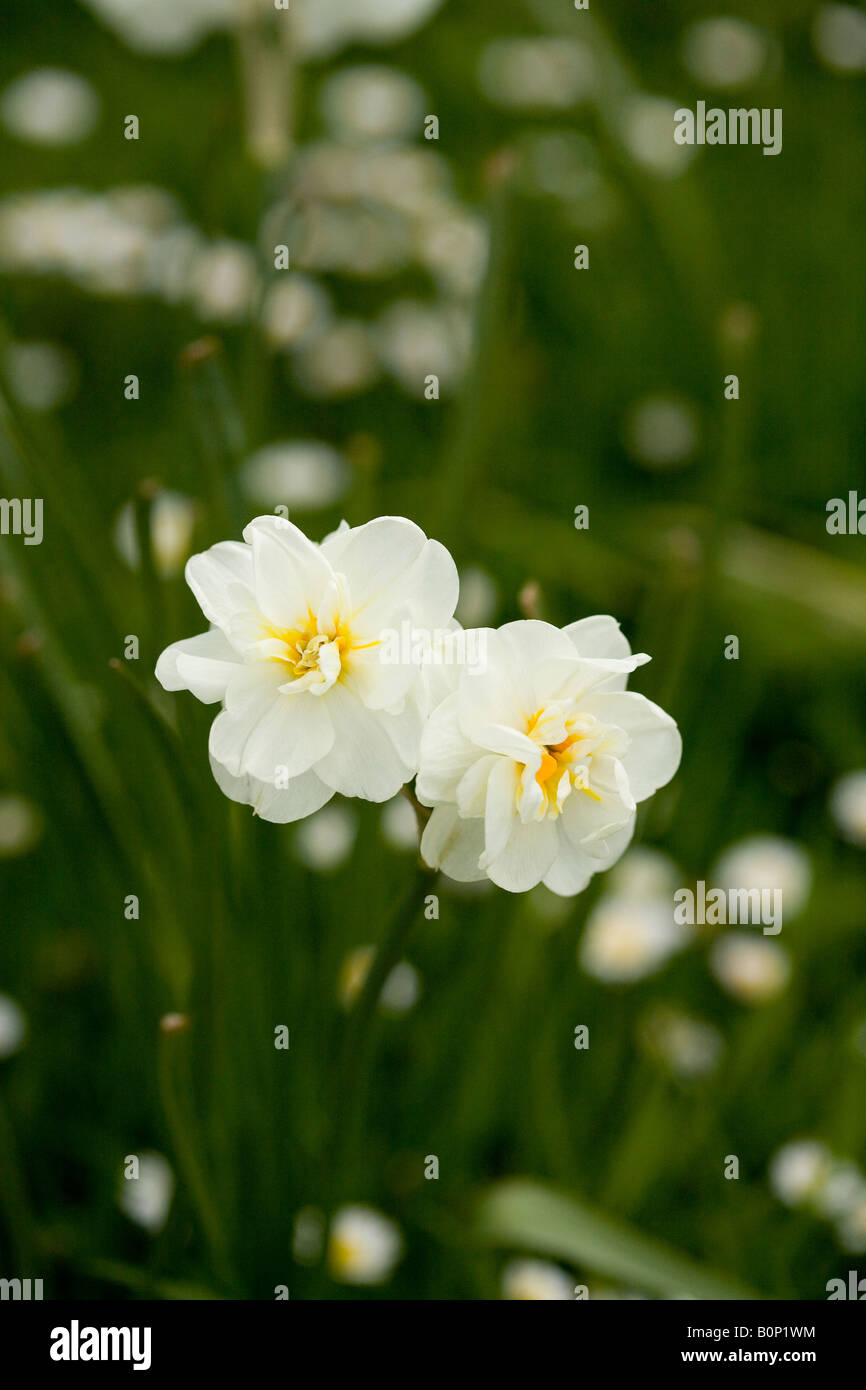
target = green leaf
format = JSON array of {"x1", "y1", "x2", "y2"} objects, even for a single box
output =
[{"x1": 476, "y1": 1179, "x2": 760, "y2": 1300}]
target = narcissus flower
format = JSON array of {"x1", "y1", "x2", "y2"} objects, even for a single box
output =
[
  {"x1": 416, "y1": 617, "x2": 681, "y2": 895},
  {"x1": 327, "y1": 1204, "x2": 403, "y2": 1285},
  {"x1": 156, "y1": 515, "x2": 458, "y2": 822}
]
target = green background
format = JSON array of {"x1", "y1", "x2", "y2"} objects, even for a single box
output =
[{"x1": 0, "y1": 0, "x2": 864, "y2": 1299}]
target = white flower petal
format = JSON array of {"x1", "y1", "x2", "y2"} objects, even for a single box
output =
[
  {"x1": 314, "y1": 683, "x2": 413, "y2": 799},
  {"x1": 416, "y1": 693, "x2": 478, "y2": 805},
  {"x1": 155, "y1": 628, "x2": 241, "y2": 703},
  {"x1": 185, "y1": 541, "x2": 256, "y2": 631},
  {"x1": 487, "y1": 817, "x2": 558, "y2": 892},
  {"x1": 581, "y1": 691, "x2": 682, "y2": 802},
  {"x1": 542, "y1": 827, "x2": 597, "y2": 896},
  {"x1": 564, "y1": 614, "x2": 633, "y2": 662},
  {"x1": 321, "y1": 515, "x2": 426, "y2": 613},
  {"x1": 241, "y1": 689, "x2": 335, "y2": 781},
  {"x1": 210, "y1": 757, "x2": 334, "y2": 823},
  {"x1": 353, "y1": 537, "x2": 459, "y2": 636},
  {"x1": 484, "y1": 756, "x2": 520, "y2": 864},
  {"x1": 561, "y1": 754, "x2": 635, "y2": 852},
  {"x1": 245, "y1": 521, "x2": 325, "y2": 629},
  {"x1": 420, "y1": 805, "x2": 486, "y2": 880}
]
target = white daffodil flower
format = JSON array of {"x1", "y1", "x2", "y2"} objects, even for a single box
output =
[
  {"x1": 416, "y1": 617, "x2": 681, "y2": 895},
  {"x1": 156, "y1": 515, "x2": 458, "y2": 822}
]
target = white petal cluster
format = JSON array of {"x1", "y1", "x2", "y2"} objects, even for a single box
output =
[
  {"x1": 416, "y1": 618, "x2": 681, "y2": 895},
  {"x1": 157, "y1": 515, "x2": 458, "y2": 822},
  {"x1": 157, "y1": 519, "x2": 682, "y2": 897}
]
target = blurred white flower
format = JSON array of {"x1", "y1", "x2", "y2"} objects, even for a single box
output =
[
  {"x1": 320, "y1": 66, "x2": 425, "y2": 143},
  {"x1": 119, "y1": 1151, "x2": 174, "y2": 1232},
  {"x1": 114, "y1": 491, "x2": 197, "y2": 578},
  {"x1": 294, "y1": 321, "x2": 380, "y2": 397},
  {"x1": 813, "y1": 5, "x2": 866, "y2": 74},
  {"x1": 376, "y1": 300, "x2": 470, "y2": 395},
  {"x1": 479, "y1": 38, "x2": 596, "y2": 109},
  {"x1": 190, "y1": 240, "x2": 259, "y2": 322},
  {"x1": 838, "y1": 1194, "x2": 866, "y2": 1253},
  {"x1": 710, "y1": 933, "x2": 791, "y2": 1003},
  {"x1": 621, "y1": 96, "x2": 697, "y2": 176},
  {"x1": 418, "y1": 618, "x2": 680, "y2": 895},
  {"x1": 502, "y1": 1258, "x2": 573, "y2": 1300},
  {"x1": 769, "y1": 1140, "x2": 832, "y2": 1206},
  {"x1": 291, "y1": 199, "x2": 410, "y2": 278},
  {"x1": 260, "y1": 276, "x2": 331, "y2": 350},
  {"x1": 1, "y1": 68, "x2": 99, "y2": 145},
  {"x1": 454, "y1": 567, "x2": 498, "y2": 629},
  {"x1": 581, "y1": 895, "x2": 688, "y2": 983},
  {"x1": 4, "y1": 341, "x2": 78, "y2": 412},
  {"x1": 0, "y1": 994, "x2": 27, "y2": 1059},
  {"x1": 829, "y1": 770, "x2": 866, "y2": 846},
  {"x1": 625, "y1": 394, "x2": 700, "y2": 470},
  {"x1": 156, "y1": 515, "x2": 458, "y2": 821},
  {"x1": 413, "y1": 209, "x2": 489, "y2": 298},
  {"x1": 681, "y1": 19, "x2": 769, "y2": 88},
  {"x1": 0, "y1": 794, "x2": 44, "y2": 858},
  {"x1": 328, "y1": 1204, "x2": 403, "y2": 1284},
  {"x1": 640, "y1": 1006, "x2": 724, "y2": 1077},
  {"x1": 814, "y1": 1160, "x2": 866, "y2": 1220},
  {"x1": 712, "y1": 835, "x2": 811, "y2": 920},
  {"x1": 295, "y1": 803, "x2": 357, "y2": 871},
  {"x1": 381, "y1": 793, "x2": 420, "y2": 851},
  {"x1": 239, "y1": 441, "x2": 350, "y2": 512},
  {"x1": 380, "y1": 961, "x2": 420, "y2": 1013},
  {"x1": 609, "y1": 846, "x2": 682, "y2": 900},
  {"x1": 81, "y1": 0, "x2": 237, "y2": 55}
]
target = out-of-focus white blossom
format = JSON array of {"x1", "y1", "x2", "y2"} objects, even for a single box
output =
[
  {"x1": 4, "y1": 341, "x2": 78, "y2": 412},
  {"x1": 294, "y1": 321, "x2": 380, "y2": 397},
  {"x1": 0, "y1": 994, "x2": 27, "y2": 1059},
  {"x1": 260, "y1": 276, "x2": 331, "y2": 350},
  {"x1": 0, "y1": 795, "x2": 44, "y2": 858},
  {"x1": 813, "y1": 5, "x2": 866, "y2": 74},
  {"x1": 681, "y1": 19, "x2": 769, "y2": 88},
  {"x1": 710, "y1": 934, "x2": 791, "y2": 1003},
  {"x1": 712, "y1": 836, "x2": 811, "y2": 920},
  {"x1": 119, "y1": 1151, "x2": 174, "y2": 1233},
  {"x1": 114, "y1": 491, "x2": 198, "y2": 578},
  {"x1": 502, "y1": 1258, "x2": 573, "y2": 1300},
  {"x1": 621, "y1": 96, "x2": 697, "y2": 176},
  {"x1": 479, "y1": 39, "x2": 596, "y2": 109},
  {"x1": 328, "y1": 1204, "x2": 403, "y2": 1284},
  {"x1": 190, "y1": 240, "x2": 259, "y2": 322},
  {"x1": 381, "y1": 794, "x2": 421, "y2": 851},
  {"x1": 769, "y1": 1140, "x2": 832, "y2": 1206},
  {"x1": 376, "y1": 299, "x2": 470, "y2": 395},
  {"x1": 319, "y1": 66, "x2": 425, "y2": 143},
  {"x1": 581, "y1": 895, "x2": 688, "y2": 983},
  {"x1": 625, "y1": 394, "x2": 700, "y2": 470},
  {"x1": 239, "y1": 441, "x2": 349, "y2": 512},
  {"x1": 1, "y1": 69, "x2": 99, "y2": 145},
  {"x1": 829, "y1": 770, "x2": 866, "y2": 846},
  {"x1": 294, "y1": 803, "x2": 357, "y2": 871}
]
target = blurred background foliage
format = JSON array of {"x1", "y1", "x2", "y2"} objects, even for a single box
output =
[{"x1": 0, "y1": 0, "x2": 865, "y2": 1300}]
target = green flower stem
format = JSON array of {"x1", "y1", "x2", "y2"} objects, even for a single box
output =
[
  {"x1": 329, "y1": 861, "x2": 436, "y2": 1196},
  {"x1": 158, "y1": 1027, "x2": 235, "y2": 1293}
]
